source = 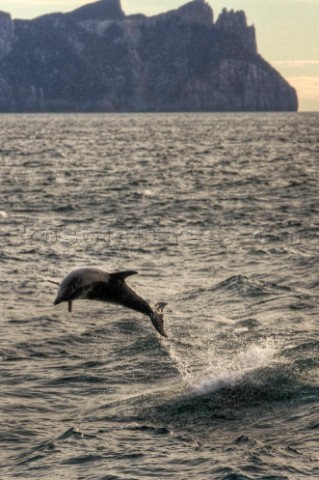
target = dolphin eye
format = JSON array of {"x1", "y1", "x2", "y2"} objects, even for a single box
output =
[
  {"x1": 63, "y1": 277, "x2": 81, "y2": 298},
  {"x1": 71, "y1": 277, "x2": 81, "y2": 291}
]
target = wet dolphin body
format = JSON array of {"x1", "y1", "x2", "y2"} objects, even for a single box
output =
[{"x1": 53, "y1": 267, "x2": 167, "y2": 337}]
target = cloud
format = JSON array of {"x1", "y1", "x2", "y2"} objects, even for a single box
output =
[
  {"x1": 287, "y1": 76, "x2": 319, "y2": 99},
  {"x1": 262, "y1": 0, "x2": 319, "y2": 3},
  {"x1": 7, "y1": 0, "x2": 97, "y2": 5},
  {"x1": 273, "y1": 60, "x2": 319, "y2": 68}
]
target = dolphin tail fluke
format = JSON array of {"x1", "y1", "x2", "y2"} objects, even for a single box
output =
[{"x1": 150, "y1": 303, "x2": 168, "y2": 338}]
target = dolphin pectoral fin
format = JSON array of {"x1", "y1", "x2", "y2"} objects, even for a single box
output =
[
  {"x1": 46, "y1": 279, "x2": 60, "y2": 286},
  {"x1": 150, "y1": 303, "x2": 168, "y2": 337},
  {"x1": 110, "y1": 271, "x2": 138, "y2": 282},
  {"x1": 68, "y1": 301, "x2": 72, "y2": 313}
]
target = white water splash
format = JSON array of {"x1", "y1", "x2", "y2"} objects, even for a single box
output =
[
  {"x1": 193, "y1": 343, "x2": 278, "y2": 395},
  {"x1": 164, "y1": 340, "x2": 193, "y2": 381}
]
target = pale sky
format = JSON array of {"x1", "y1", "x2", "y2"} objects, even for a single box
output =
[{"x1": 1, "y1": 0, "x2": 318, "y2": 111}]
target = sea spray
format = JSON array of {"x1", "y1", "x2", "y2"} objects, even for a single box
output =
[
  {"x1": 193, "y1": 342, "x2": 278, "y2": 395},
  {"x1": 162, "y1": 338, "x2": 194, "y2": 384}
]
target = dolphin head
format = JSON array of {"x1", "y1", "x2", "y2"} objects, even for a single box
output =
[
  {"x1": 53, "y1": 267, "x2": 110, "y2": 311},
  {"x1": 53, "y1": 271, "x2": 82, "y2": 306}
]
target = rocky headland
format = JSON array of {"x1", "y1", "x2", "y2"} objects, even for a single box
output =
[{"x1": 0, "y1": 0, "x2": 298, "y2": 112}]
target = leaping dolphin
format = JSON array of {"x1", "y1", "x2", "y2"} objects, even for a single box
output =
[{"x1": 52, "y1": 267, "x2": 167, "y2": 337}]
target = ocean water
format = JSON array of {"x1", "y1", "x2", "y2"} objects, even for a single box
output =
[{"x1": 0, "y1": 112, "x2": 319, "y2": 479}]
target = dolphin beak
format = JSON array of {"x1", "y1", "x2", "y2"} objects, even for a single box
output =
[
  {"x1": 53, "y1": 296, "x2": 63, "y2": 305},
  {"x1": 54, "y1": 296, "x2": 73, "y2": 313}
]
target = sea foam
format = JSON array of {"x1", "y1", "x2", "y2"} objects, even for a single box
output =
[{"x1": 193, "y1": 343, "x2": 277, "y2": 395}]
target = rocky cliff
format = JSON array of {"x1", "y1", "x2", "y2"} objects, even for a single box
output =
[
  {"x1": 0, "y1": 0, "x2": 298, "y2": 112},
  {"x1": 0, "y1": 11, "x2": 14, "y2": 58}
]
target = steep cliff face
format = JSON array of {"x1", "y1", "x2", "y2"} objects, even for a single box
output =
[
  {"x1": 215, "y1": 9, "x2": 257, "y2": 55},
  {"x1": 0, "y1": 12, "x2": 14, "y2": 58},
  {"x1": 0, "y1": 0, "x2": 298, "y2": 112},
  {"x1": 0, "y1": 12, "x2": 14, "y2": 110}
]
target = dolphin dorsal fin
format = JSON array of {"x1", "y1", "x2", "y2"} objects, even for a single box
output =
[{"x1": 110, "y1": 271, "x2": 138, "y2": 282}]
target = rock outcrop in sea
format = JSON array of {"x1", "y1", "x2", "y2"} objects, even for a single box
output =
[{"x1": 0, "y1": 0, "x2": 298, "y2": 112}]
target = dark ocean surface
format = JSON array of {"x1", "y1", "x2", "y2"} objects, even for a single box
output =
[{"x1": 0, "y1": 112, "x2": 319, "y2": 479}]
